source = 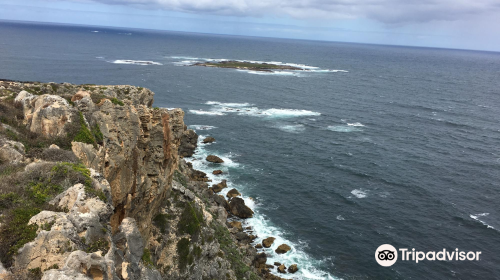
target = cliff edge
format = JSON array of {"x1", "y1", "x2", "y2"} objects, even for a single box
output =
[{"x1": 0, "y1": 81, "x2": 287, "y2": 280}]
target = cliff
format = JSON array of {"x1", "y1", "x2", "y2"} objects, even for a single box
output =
[{"x1": 0, "y1": 81, "x2": 286, "y2": 280}]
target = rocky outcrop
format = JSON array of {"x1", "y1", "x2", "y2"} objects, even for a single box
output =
[
  {"x1": 287, "y1": 264, "x2": 298, "y2": 273},
  {"x1": 179, "y1": 129, "x2": 198, "y2": 157},
  {"x1": 0, "y1": 81, "x2": 275, "y2": 280},
  {"x1": 277, "y1": 264, "x2": 286, "y2": 273},
  {"x1": 229, "y1": 197, "x2": 254, "y2": 218},
  {"x1": 226, "y1": 188, "x2": 241, "y2": 198},
  {"x1": 202, "y1": 137, "x2": 215, "y2": 144},
  {"x1": 206, "y1": 155, "x2": 223, "y2": 163},
  {"x1": 228, "y1": 221, "x2": 243, "y2": 231},
  {"x1": 71, "y1": 98, "x2": 186, "y2": 238},
  {"x1": 212, "y1": 170, "x2": 223, "y2": 175},
  {"x1": 0, "y1": 137, "x2": 25, "y2": 164},
  {"x1": 15, "y1": 91, "x2": 77, "y2": 137},
  {"x1": 275, "y1": 244, "x2": 291, "y2": 254},
  {"x1": 262, "y1": 237, "x2": 276, "y2": 248},
  {"x1": 210, "y1": 180, "x2": 228, "y2": 193}
]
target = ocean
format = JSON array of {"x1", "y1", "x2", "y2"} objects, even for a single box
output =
[{"x1": 1, "y1": 20, "x2": 499, "y2": 279}]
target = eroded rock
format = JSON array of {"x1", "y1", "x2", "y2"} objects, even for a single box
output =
[
  {"x1": 203, "y1": 137, "x2": 215, "y2": 144},
  {"x1": 206, "y1": 155, "x2": 224, "y2": 163},
  {"x1": 226, "y1": 188, "x2": 241, "y2": 198},
  {"x1": 229, "y1": 197, "x2": 254, "y2": 218},
  {"x1": 262, "y1": 237, "x2": 276, "y2": 248},
  {"x1": 275, "y1": 244, "x2": 291, "y2": 254}
]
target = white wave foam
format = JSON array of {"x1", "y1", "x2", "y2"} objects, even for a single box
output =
[
  {"x1": 188, "y1": 125, "x2": 217, "y2": 131},
  {"x1": 470, "y1": 213, "x2": 495, "y2": 229},
  {"x1": 118, "y1": 33, "x2": 132, "y2": 35},
  {"x1": 198, "y1": 102, "x2": 321, "y2": 119},
  {"x1": 206, "y1": 101, "x2": 254, "y2": 107},
  {"x1": 327, "y1": 125, "x2": 363, "y2": 132},
  {"x1": 111, "y1": 60, "x2": 162, "y2": 66},
  {"x1": 276, "y1": 124, "x2": 306, "y2": 133},
  {"x1": 351, "y1": 189, "x2": 367, "y2": 198},
  {"x1": 91, "y1": 30, "x2": 99, "y2": 33},
  {"x1": 188, "y1": 110, "x2": 226, "y2": 116},
  {"x1": 244, "y1": 70, "x2": 298, "y2": 76},
  {"x1": 261, "y1": 108, "x2": 321, "y2": 118},
  {"x1": 336, "y1": 215, "x2": 345, "y2": 221},
  {"x1": 186, "y1": 136, "x2": 338, "y2": 280},
  {"x1": 347, "y1": 122, "x2": 365, "y2": 127}
]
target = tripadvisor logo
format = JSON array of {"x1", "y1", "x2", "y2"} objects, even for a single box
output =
[{"x1": 375, "y1": 244, "x2": 482, "y2": 267}]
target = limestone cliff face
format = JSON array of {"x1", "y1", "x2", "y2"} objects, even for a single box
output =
[
  {"x1": 72, "y1": 99, "x2": 185, "y2": 238},
  {"x1": 0, "y1": 81, "x2": 269, "y2": 280}
]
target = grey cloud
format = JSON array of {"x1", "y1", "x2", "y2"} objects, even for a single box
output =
[{"x1": 88, "y1": 0, "x2": 500, "y2": 23}]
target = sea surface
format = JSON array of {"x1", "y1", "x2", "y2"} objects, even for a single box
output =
[{"x1": 1, "y1": 21, "x2": 500, "y2": 279}]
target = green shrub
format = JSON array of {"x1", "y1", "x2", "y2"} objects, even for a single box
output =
[
  {"x1": 0, "y1": 206, "x2": 41, "y2": 265},
  {"x1": 153, "y1": 213, "x2": 170, "y2": 234},
  {"x1": 110, "y1": 98, "x2": 124, "y2": 106},
  {"x1": 178, "y1": 202, "x2": 203, "y2": 235},
  {"x1": 73, "y1": 112, "x2": 96, "y2": 146},
  {"x1": 142, "y1": 248, "x2": 155, "y2": 268},
  {"x1": 177, "y1": 238, "x2": 192, "y2": 271},
  {"x1": 86, "y1": 238, "x2": 109, "y2": 254}
]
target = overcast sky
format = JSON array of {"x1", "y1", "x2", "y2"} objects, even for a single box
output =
[{"x1": 1, "y1": 0, "x2": 499, "y2": 51}]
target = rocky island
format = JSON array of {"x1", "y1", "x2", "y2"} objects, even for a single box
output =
[
  {"x1": 193, "y1": 61, "x2": 303, "y2": 72},
  {"x1": 0, "y1": 80, "x2": 295, "y2": 280}
]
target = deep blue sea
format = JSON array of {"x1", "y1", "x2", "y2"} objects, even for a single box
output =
[{"x1": 1, "y1": 20, "x2": 500, "y2": 279}]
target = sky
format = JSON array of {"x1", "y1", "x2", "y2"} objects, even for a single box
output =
[{"x1": 1, "y1": 0, "x2": 500, "y2": 51}]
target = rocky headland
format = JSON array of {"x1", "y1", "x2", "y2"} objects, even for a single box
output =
[{"x1": 0, "y1": 80, "x2": 294, "y2": 280}]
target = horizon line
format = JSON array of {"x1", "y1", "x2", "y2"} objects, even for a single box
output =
[{"x1": 1, "y1": 18, "x2": 498, "y2": 54}]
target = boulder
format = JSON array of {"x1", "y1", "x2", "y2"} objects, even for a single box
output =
[
  {"x1": 278, "y1": 264, "x2": 286, "y2": 273},
  {"x1": 16, "y1": 93, "x2": 76, "y2": 137},
  {"x1": 255, "y1": 244, "x2": 263, "y2": 249},
  {"x1": 288, "y1": 264, "x2": 298, "y2": 273},
  {"x1": 179, "y1": 129, "x2": 198, "y2": 157},
  {"x1": 210, "y1": 180, "x2": 227, "y2": 193},
  {"x1": 212, "y1": 170, "x2": 223, "y2": 175},
  {"x1": 206, "y1": 155, "x2": 224, "y2": 163},
  {"x1": 226, "y1": 188, "x2": 241, "y2": 198},
  {"x1": 229, "y1": 197, "x2": 254, "y2": 218},
  {"x1": 0, "y1": 138, "x2": 25, "y2": 164},
  {"x1": 228, "y1": 221, "x2": 243, "y2": 231},
  {"x1": 275, "y1": 244, "x2": 291, "y2": 254},
  {"x1": 274, "y1": 262, "x2": 281, "y2": 266},
  {"x1": 262, "y1": 237, "x2": 276, "y2": 248},
  {"x1": 203, "y1": 136, "x2": 216, "y2": 143}
]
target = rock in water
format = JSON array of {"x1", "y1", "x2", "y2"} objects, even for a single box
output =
[
  {"x1": 255, "y1": 244, "x2": 263, "y2": 249},
  {"x1": 278, "y1": 264, "x2": 287, "y2": 273},
  {"x1": 262, "y1": 237, "x2": 276, "y2": 248},
  {"x1": 212, "y1": 170, "x2": 223, "y2": 175},
  {"x1": 203, "y1": 136, "x2": 216, "y2": 143},
  {"x1": 210, "y1": 180, "x2": 228, "y2": 193},
  {"x1": 275, "y1": 244, "x2": 291, "y2": 254},
  {"x1": 288, "y1": 264, "x2": 298, "y2": 273},
  {"x1": 229, "y1": 197, "x2": 254, "y2": 218},
  {"x1": 226, "y1": 188, "x2": 241, "y2": 198},
  {"x1": 206, "y1": 155, "x2": 224, "y2": 163}
]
